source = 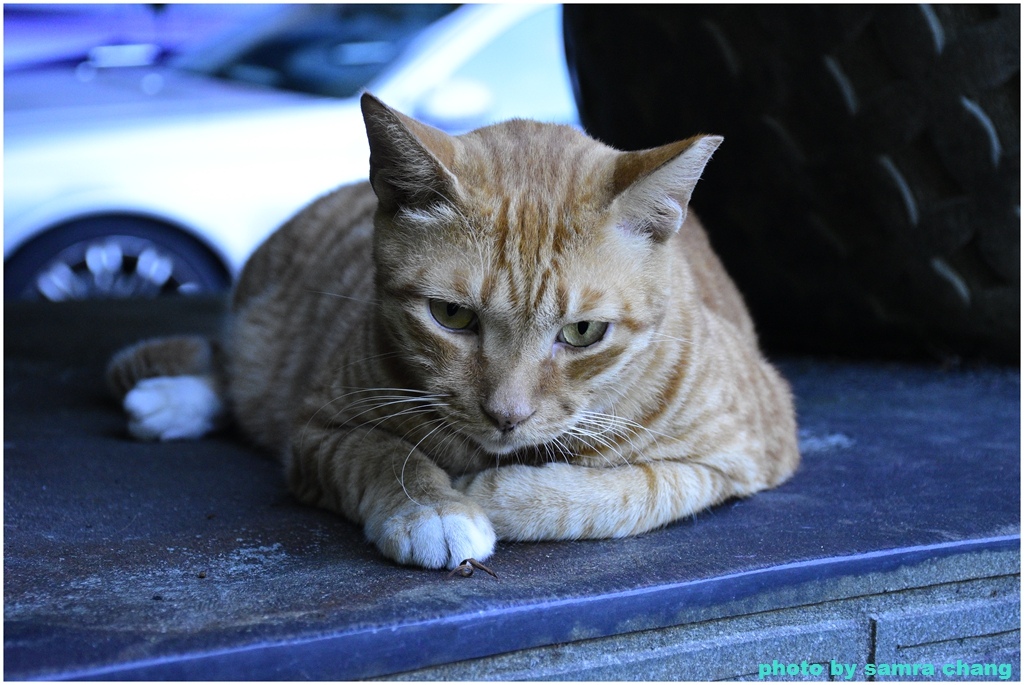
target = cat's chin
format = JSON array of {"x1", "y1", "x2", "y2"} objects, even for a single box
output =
[
  {"x1": 474, "y1": 430, "x2": 542, "y2": 457},
  {"x1": 477, "y1": 436, "x2": 525, "y2": 456}
]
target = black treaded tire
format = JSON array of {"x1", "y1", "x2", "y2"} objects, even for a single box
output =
[
  {"x1": 564, "y1": 5, "x2": 1019, "y2": 362},
  {"x1": 5, "y1": 216, "x2": 231, "y2": 301}
]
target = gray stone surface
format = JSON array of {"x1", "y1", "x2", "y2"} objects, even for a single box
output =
[
  {"x1": 385, "y1": 551, "x2": 1019, "y2": 681},
  {"x1": 4, "y1": 298, "x2": 1020, "y2": 680}
]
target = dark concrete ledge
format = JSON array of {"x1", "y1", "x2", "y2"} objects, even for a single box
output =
[{"x1": 3, "y1": 298, "x2": 1020, "y2": 680}]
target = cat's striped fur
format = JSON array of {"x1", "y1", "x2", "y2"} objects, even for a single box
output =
[{"x1": 107, "y1": 94, "x2": 799, "y2": 569}]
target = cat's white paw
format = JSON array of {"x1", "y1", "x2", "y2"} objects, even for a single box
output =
[
  {"x1": 124, "y1": 375, "x2": 223, "y2": 441},
  {"x1": 367, "y1": 501, "x2": 496, "y2": 570}
]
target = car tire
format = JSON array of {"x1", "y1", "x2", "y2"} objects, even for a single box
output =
[
  {"x1": 4, "y1": 216, "x2": 231, "y2": 301},
  {"x1": 563, "y1": 5, "x2": 1019, "y2": 362}
]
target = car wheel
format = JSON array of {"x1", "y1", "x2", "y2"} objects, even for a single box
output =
[{"x1": 4, "y1": 216, "x2": 232, "y2": 301}]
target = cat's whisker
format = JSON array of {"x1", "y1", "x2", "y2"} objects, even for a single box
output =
[
  {"x1": 540, "y1": 441, "x2": 553, "y2": 463},
  {"x1": 648, "y1": 332, "x2": 693, "y2": 345},
  {"x1": 395, "y1": 417, "x2": 454, "y2": 505},
  {"x1": 299, "y1": 385, "x2": 439, "y2": 447},
  {"x1": 304, "y1": 288, "x2": 380, "y2": 306},
  {"x1": 303, "y1": 394, "x2": 447, "y2": 473},
  {"x1": 358, "y1": 404, "x2": 448, "y2": 435},
  {"x1": 576, "y1": 411, "x2": 624, "y2": 434},
  {"x1": 568, "y1": 425, "x2": 632, "y2": 468},
  {"x1": 570, "y1": 411, "x2": 654, "y2": 467},
  {"x1": 576, "y1": 412, "x2": 627, "y2": 439},
  {"x1": 436, "y1": 430, "x2": 462, "y2": 465},
  {"x1": 548, "y1": 439, "x2": 564, "y2": 465},
  {"x1": 389, "y1": 416, "x2": 452, "y2": 502},
  {"x1": 333, "y1": 351, "x2": 404, "y2": 374},
  {"x1": 317, "y1": 403, "x2": 421, "y2": 446},
  {"x1": 580, "y1": 409, "x2": 682, "y2": 445},
  {"x1": 314, "y1": 388, "x2": 444, "y2": 424},
  {"x1": 435, "y1": 425, "x2": 473, "y2": 465},
  {"x1": 336, "y1": 395, "x2": 448, "y2": 423},
  {"x1": 546, "y1": 435, "x2": 575, "y2": 465},
  {"x1": 332, "y1": 386, "x2": 439, "y2": 398},
  {"x1": 554, "y1": 440, "x2": 569, "y2": 464},
  {"x1": 343, "y1": 399, "x2": 452, "y2": 447},
  {"x1": 558, "y1": 437, "x2": 578, "y2": 465},
  {"x1": 336, "y1": 394, "x2": 438, "y2": 410},
  {"x1": 472, "y1": 443, "x2": 487, "y2": 468}
]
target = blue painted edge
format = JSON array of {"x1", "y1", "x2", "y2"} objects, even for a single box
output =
[{"x1": 62, "y1": 534, "x2": 1020, "y2": 681}]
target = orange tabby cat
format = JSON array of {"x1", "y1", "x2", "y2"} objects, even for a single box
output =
[{"x1": 107, "y1": 94, "x2": 799, "y2": 569}]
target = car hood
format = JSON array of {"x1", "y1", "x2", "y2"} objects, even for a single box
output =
[
  {"x1": 4, "y1": 63, "x2": 328, "y2": 135},
  {"x1": 4, "y1": 61, "x2": 372, "y2": 270}
]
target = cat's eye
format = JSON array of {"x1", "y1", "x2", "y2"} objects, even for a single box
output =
[
  {"x1": 429, "y1": 299, "x2": 477, "y2": 331},
  {"x1": 558, "y1": 321, "x2": 609, "y2": 347}
]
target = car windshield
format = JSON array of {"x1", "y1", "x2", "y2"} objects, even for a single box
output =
[{"x1": 180, "y1": 4, "x2": 457, "y2": 99}]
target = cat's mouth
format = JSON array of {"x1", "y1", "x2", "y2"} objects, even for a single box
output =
[
  {"x1": 472, "y1": 423, "x2": 578, "y2": 463},
  {"x1": 440, "y1": 403, "x2": 561, "y2": 458},
  {"x1": 462, "y1": 420, "x2": 554, "y2": 457},
  {"x1": 476, "y1": 429, "x2": 532, "y2": 456}
]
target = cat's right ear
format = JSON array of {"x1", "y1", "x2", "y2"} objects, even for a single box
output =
[
  {"x1": 360, "y1": 93, "x2": 460, "y2": 213},
  {"x1": 611, "y1": 135, "x2": 723, "y2": 242}
]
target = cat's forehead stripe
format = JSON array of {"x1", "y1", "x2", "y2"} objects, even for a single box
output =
[
  {"x1": 528, "y1": 263, "x2": 554, "y2": 313},
  {"x1": 479, "y1": 269, "x2": 497, "y2": 305},
  {"x1": 467, "y1": 122, "x2": 604, "y2": 211},
  {"x1": 449, "y1": 271, "x2": 472, "y2": 300},
  {"x1": 577, "y1": 286, "x2": 603, "y2": 314}
]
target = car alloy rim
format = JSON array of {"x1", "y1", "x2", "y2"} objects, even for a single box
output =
[{"x1": 30, "y1": 235, "x2": 204, "y2": 301}]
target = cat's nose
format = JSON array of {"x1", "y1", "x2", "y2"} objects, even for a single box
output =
[{"x1": 482, "y1": 403, "x2": 535, "y2": 433}]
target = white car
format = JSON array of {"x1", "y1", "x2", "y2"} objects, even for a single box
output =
[{"x1": 4, "y1": 3, "x2": 578, "y2": 300}]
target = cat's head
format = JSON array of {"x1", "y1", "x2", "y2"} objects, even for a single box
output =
[{"x1": 360, "y1": 93, "x2": 720, "y2": 457}]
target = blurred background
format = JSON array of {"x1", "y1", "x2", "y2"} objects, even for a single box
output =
[
  {"x1": 4, "y1": 3, "x2": 577, "y2": 302},
  {"x1": 4, "y1": 4, "x2": 1018, "y2": 363},
  {"x1": 562, "y1": 5, "x2": 1018, "y2": 362}
]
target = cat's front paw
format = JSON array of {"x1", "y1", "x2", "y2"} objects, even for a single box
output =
[
  {"x1": 366, "y1": 500, "x2": 496, "y2": 570},
  {"x1": 124, "y1": 375, "x2": 223, "y2": 441},
  {"x1": 454, "y1": 469, "x2": 515, "y2": 533},
  {"x1": 454, "y1": 465, "x2": 563, "y2": 541}
]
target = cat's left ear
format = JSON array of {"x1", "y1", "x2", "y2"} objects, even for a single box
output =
[
  {"x1": 360, "y1": 92, "x2": 460, "y2": 213},
  {"x1": 611, "y1": 135, "x2": 723, "y2": 242}
]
